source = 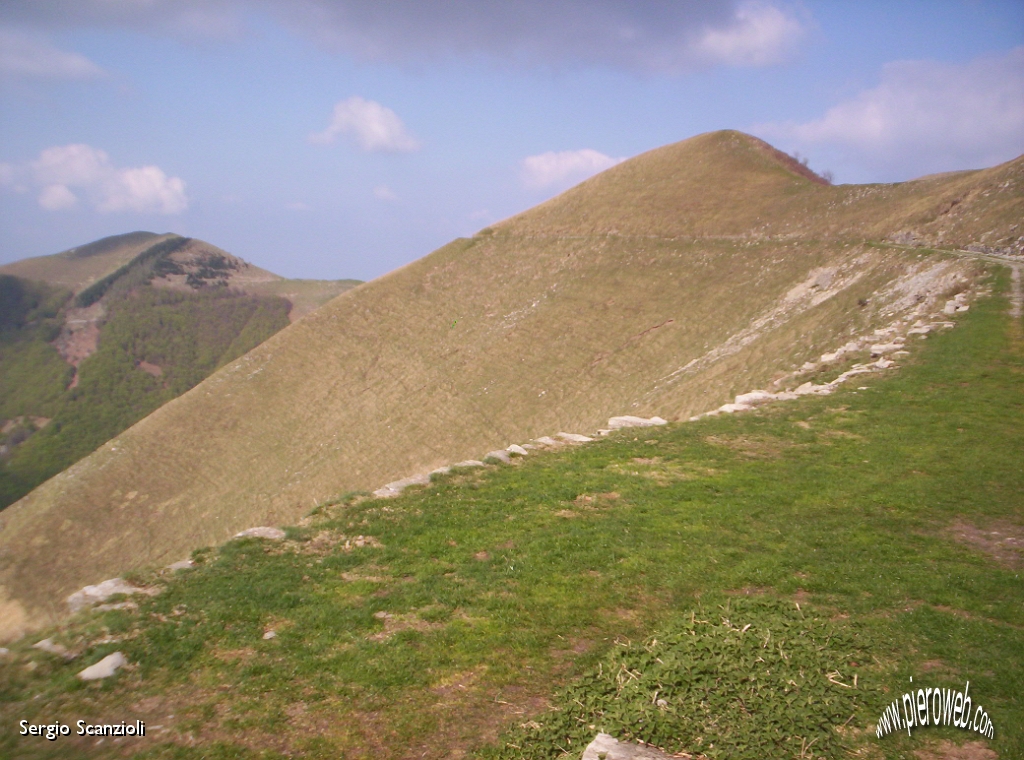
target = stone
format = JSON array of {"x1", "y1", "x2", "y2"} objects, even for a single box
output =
[
  {"x1": 233, "y1": 527, "x2": 286, "y2": 540},
  {"x1": 430, "y1": 466, "x2": 452, "y2": 476},
  {"x1": 717, "y1": 403, "x2": 753, "y2": 414},
  {"x1": 907, "y1": 325, "x2": 932, "y2": 335},
  {"x1": 484, "y1": 449, "x2": 512, "y2": 464},
  {"x1": 943, "y1": 300, "x2": 958, "y2": 315},
  {"x1": 582, "y1": 732, "x2": 676, "y2": 760},
  {"x1": 819, "y1": 352, "x2": 840, "y2": 363},
  {"x1": 874, "y1": 358, "x2": 894, "y2": 369},
  {"x1": 869, "y1": 343, "x2": 902, "y2": 356},
  {"x1": 607, "y1": 416, "x2": 667, "y2": 429},
  {"x1": 77, "y1": 652, "x2": 127, "y2": 681},
  {"x1": 32, "y1": 638, "x2": 68, "y2": 657},
  {"x1": 557, "y1": 432, "x2": 594, "y2": 443},
  {"x1": 533, "y1": 436, "x2": 563, "y2": 447},
  {"x1": 0, "y1": 647, "x2": 9, "y2": 657},
  {"x1": 734, "y1": 390, "x2": 776, "y2": 407},
  {"x1": 452, "y1": 460, "x2": 484, "y2": 468},
  {"x1": 262, "y1": 631, "x2": 277, "y2": 640},
  {"x1": 506, "y1": 444, "x2": 529, "y2": 456},
  {"x1": 167, "y1": 559, "x2": 194, "y2": 571},
  {"x1": 800, "y1": 361, "x2": 818, "y2": 371},
  {"x1": 794, "y1": 382, "x2": 834, "y2": 396},
  {"x1": 374, "y1": 473, "x2": 433, "y2": 497},
  {"x1": 67, "y1": 578, "x2": 155, "y2": 613}
]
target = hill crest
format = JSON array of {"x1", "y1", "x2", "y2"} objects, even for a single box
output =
[{"x1": 0, "y1": 130, "x2": 1020, "y2": 640}]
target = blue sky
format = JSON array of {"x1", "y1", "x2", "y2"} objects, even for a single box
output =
[{"x1": 1, "y1": 1, "x2": 1022, "y2": 281}]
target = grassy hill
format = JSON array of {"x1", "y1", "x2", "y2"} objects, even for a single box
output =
[
  {"x1": 0, "y1": 235, "x2": 361, "y2": 510},
  {"x1": 0, "y1": 270, "x2": 1020, "y2": 759},
  {"x1": 0, "y1": 131, "x2": 1020, "y2": 643}
]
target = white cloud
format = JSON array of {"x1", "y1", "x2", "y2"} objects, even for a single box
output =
[
  {"x1": 695, "y1": 2, "x2": 803, "y2": 67},
  {"x1": 38, "y1": 183, "x2": 78, "y2": 210},
  {"x1": 520, "y1": 149, "x2": 625, "y2": 189},
  {"x1": 756, "y1": 47, "x2": 1024, "y2": 179},
  {"x1": 0, "y1": 29, "x2": 105, "y2": 80},
  {"x1": 1, "y1": 144, "x2": 188, "y2": 214},
  {"x1": 373, "y1": 184, "x2": 398, "y2": 201},
  {"x1": 309, "y1": 96, "x2": 421, "y2": 152}
]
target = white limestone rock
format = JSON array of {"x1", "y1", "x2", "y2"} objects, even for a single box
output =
[
  {"x1": 607, "y1": 416, "x2": 667, "y2": 429},
  {"x1": 582, "y1": 733, "x2": 675, "y2": 760},
  {"x1": 506, "y1": 444, "x2": 529, "y2": 456},
  {"x1": 556, "y1": 432, "x2": 594, "y2": 443},
  {"x1": 734, "y1": 390, "x2": 776, "y2": 407},
  {"x1": 77, "y1": 652, "x2": 127, "y2": 681},
  {"x1": 717, "y1": 403, "x2": 753, "y2": 414},
  {"x1": 234, "y1": 527, "x2": 286, "y2": 540},
  {"x1": 67, "y1": 578, "x2": 155, "y2": 614},
  {"x1": 484, "y1": 449, "x2": 512, "y2": 464},
  {"x1": 32, "y1": 639, "x2": 69, "y2": 658}
]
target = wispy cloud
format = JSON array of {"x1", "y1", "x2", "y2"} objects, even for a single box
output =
[
  {"x1": 309, "y1": 96, "x2": 421, "y2": 152},
  {"x1": 0, "y1": 144, "x2": 188, "y2": 214},
  {"x1": 695, "y1": 2, "x2": 804, "y2": 67},
  {"x1": 755, "y1": 47, "x2": 1024, "y2": 180},
  {"x1": 520, "y1": 149, "x2": 625, "y2": 189},
  {"x1": 0, "y1": 29, "x2": 105, "y2": 80}
]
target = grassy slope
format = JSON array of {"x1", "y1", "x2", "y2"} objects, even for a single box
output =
[
  {"x1": 0, "y1": 236, "x2": 360, "y2": 510},
  {"x1": 0, "y1": 132, "x2": 1020, "y2": 638},
  {"x1": 0, "y1": 233, "x2": 173, "y2": 294},
  {"x1": 0, "y1": 267, "x2": 1019, "y2": 759}
]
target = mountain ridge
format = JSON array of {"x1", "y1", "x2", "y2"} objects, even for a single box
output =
[{"x1": 0, "y1": 130, "x2": 1020, "y2": 640}]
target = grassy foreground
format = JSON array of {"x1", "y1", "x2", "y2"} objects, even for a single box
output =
[{"x1": 1, "y1": 267, "x2": 1021, "y2": 759}]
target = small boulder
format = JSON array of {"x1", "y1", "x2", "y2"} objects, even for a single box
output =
[
  {"x1": 262, "y1": 631, "x2": 277, "y2": 640},
  {"x1": 452, "y1": 460, "x2": 484, "y2": 468},
  {"x1": 506, "y1": 444, "x2": 529, "y2": 456},
  {"x1": 77, "y1": 652, "x2": 127, "y2": 681},
  {"x1": 556, "y1": 432, "x2": 594, "y2": 443},
  {"x1": 484, "y1": 449, "x2": 512, "y2": 464},
  {"x1": 583, "y1": 732, "x2": 675, "y2": 759},
  {"x1": 734, "y1": 390, "x2": 776, "y2": 407},
  {"x1": 32, "y1": 639, "x2": 69, "y2": 658},
  {"x1": 67, "y1": 578, "x2": 154, "y2": 614},
  {"x1": 943, "y1": 300, "x2": 958, "y2": 315},
  {"x1": 233, "y1": 527, "x2": 286, "y2": 540},
  {"x1": 533, "y1": 436, "x2": 564, "y2": 447},
  {"x1": 869, "y1": 343, "x2": 902, "y2": 357},
  {"x1": 167, "y1": 559, "x2": 194, "y2": 572},
  {"x1": 717, "y1": 403, "x2": 753, "y2": 414},
  {"x1": 607, "y1": 416, "x2": 667, "y2": 429}
]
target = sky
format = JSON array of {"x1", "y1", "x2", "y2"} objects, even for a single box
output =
[{"x1": 1, "y1": 1, "x2": 1022, "y2": 282}]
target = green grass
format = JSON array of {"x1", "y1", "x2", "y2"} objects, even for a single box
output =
[{"x1": 1, "y1": 267, "x2": 1020, "y2": 759}]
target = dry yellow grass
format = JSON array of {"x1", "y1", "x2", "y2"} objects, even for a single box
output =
[{"x1": 1, "y1": 130, "x2": 1020, "y2": 640}]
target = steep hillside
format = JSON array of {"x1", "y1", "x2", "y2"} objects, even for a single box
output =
[
  {"x1": 0, "y1": 232, "x2": 172, "y2": 294},
  {"x1": 1, "y1": 130, "x2": 1020, "y2": 639},
  {"x1": 0, "y1": 235, "x2": 361, "y2": 510}
]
